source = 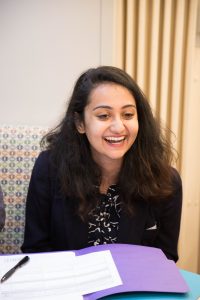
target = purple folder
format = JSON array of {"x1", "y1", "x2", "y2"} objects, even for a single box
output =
[{"x1": 75, "y1": 244, "x2": 189, "y2": 300}]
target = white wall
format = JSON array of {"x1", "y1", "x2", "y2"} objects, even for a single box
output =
[{"x1": 0, "y1": 0, "x2": 114, "y2": 127}]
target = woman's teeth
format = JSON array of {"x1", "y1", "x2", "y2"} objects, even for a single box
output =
[{"x1": 104, "y1": 137, "x2": 125, "y2": 143}]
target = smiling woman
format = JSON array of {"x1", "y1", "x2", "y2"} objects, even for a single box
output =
[{"x1": 21, "y1": 66, "x2": 182, "y2": 263}]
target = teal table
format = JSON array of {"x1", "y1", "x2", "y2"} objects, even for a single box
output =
[{"x1": 102, "y1": 270, "x2": 200, "y2": 300}]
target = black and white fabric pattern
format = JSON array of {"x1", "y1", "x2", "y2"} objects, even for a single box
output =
[{"x1": 88, "y1": 185, "x2": 121, "y2": 246}]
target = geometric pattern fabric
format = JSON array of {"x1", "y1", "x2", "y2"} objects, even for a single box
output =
[{"x1": 0, "y1": 125, "x2": 47, "y2": 254}]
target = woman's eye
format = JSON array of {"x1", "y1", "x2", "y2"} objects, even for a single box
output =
[
  {"x1": 123, "y1": 112, "x2": 134, "y2": 119},
  {"x1": 97, "y1": 114, "x2": 110, "y2": 120}
]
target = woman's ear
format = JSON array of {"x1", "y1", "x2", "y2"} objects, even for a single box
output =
[{"x1": 74, "y1": 112, "x2": 85, "y2": 134}]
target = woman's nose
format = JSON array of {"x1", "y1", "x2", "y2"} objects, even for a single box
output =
[{"x1": 110, "y1": 117, "x2": 125, "y2": 132}]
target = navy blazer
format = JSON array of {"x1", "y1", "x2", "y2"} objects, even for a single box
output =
[
  {"x1": 21, "y1": 151, "x2": 182, "y2": 262},
  {"x1": 0, "y1": 184, "x2": 5, "y2": 231}
]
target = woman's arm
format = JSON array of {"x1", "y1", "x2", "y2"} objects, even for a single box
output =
[
  {"x1": 154, "y1": 169, "x2": 182, "y2": 262},
  {"x1": 21, "y1": 151, "x2": 53, "y2": 253},
  {"x1": 0, "y1": 184, "x2": 6, "y2": 231}
]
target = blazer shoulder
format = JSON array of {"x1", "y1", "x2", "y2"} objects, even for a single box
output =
[
  {"x1": 31, "y1": 150, "x2": 52, "y2": 178},
  {"x1": 33, "y1": 150, "x2": 52, "y2": 169},
  {"x1": 171, "y1": 167, "x2": 182, "y2": 190},
  {"x1": 35, "y1": 150, "x2": 50, "y2": 165}
]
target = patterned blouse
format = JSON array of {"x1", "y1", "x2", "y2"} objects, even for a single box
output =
[{"x1": 88, "y1": 185, "x2": 121, "y2": 246}]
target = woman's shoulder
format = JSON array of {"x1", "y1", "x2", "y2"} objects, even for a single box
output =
[
  {"x1": 32, "y1": 150, "x2": 49, "y2": 168},
  {"x1": 160, "y1": 167, "x2": 182, "y2": 208},
  {"x1": 35, "y1": 150, "x2": 50, "y2": 164},
  {"x1": 170, "y1": 167, "x2": 182, "y2": 190},
  {"x1": 32, "y1": 150, "x2": 52, "y2": 176}
]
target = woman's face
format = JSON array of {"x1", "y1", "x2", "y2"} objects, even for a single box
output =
[{"x1": 77, "y1": 83, "x2": 139, "y2": 166}]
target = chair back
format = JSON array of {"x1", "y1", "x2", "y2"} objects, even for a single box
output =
[{"x1": 0, "y1": 125, "x2": 47, "y2": 253}]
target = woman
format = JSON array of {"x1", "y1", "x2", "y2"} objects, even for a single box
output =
[{"x1": 21, "y1": 66, "x2": 182, "y2": 262}]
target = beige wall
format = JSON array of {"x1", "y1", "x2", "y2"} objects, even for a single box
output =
[
  {"x1": 0, "y1": 0, "x2": 114, "y2": 127},
  {"x1": 177, "y1": 1, "x2": 200, "y2": 273},
  {"x1": 112, "y1": 0, "x2": 200, "y2": 273},
  {"x1": 178, "y1": 45, "x2": 200, "y2": 273}
]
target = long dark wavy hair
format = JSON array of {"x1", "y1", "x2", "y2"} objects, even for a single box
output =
[{"x1": 41, "y1": 66, "x2": 177, "y2": 220}]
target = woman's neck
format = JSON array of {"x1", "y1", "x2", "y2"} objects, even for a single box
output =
[{"x1": 99, "y1": 162, "x2": 122, "y2": 194}]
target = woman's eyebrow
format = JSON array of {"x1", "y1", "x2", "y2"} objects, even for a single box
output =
[{"x1": 93, "y1": 104, "x2": 136, "y2": 111}]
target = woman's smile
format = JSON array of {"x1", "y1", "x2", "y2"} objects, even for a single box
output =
[{"x1": 104, "y1": 135, "x2": 126, "y2": 144}]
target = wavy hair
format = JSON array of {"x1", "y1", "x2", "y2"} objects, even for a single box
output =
[{"x1": 41, "y1": 66, "x2": 177, "y2": 220}]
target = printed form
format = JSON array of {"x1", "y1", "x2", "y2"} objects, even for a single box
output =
[{"x1": 0, "y1": 250, "x2": 122, "y2": 300}]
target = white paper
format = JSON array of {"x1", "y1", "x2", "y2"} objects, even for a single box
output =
[
  {"x1": 0, "y1": 250, "x2": 122, "y2": 300},
  {"x1": 75, "y1": 251, "x2": 122, "y2": 295}
]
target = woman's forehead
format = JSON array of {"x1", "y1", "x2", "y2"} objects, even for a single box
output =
[{"x1": 87, "y1": 83, "x2": 136, "y2": 107}]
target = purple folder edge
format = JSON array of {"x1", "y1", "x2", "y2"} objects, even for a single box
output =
[{"x1": 75, "y1": 244, "x2": 189, "y2": 300}]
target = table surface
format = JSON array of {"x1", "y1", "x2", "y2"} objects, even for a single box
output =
[{"x1": 101, "y1": 270, "x2": 200, "y2": 300}]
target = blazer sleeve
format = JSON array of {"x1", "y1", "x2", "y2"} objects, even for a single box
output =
[
  {"x1": 154, "y1": 169, "x2": 182, "y2": 262},
  {"x1": 0, "y1": 184, "x2": 6, "y2": 231},
  {"x1": 21, "y1": 151, "x2": 53, "y2": 253}
]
